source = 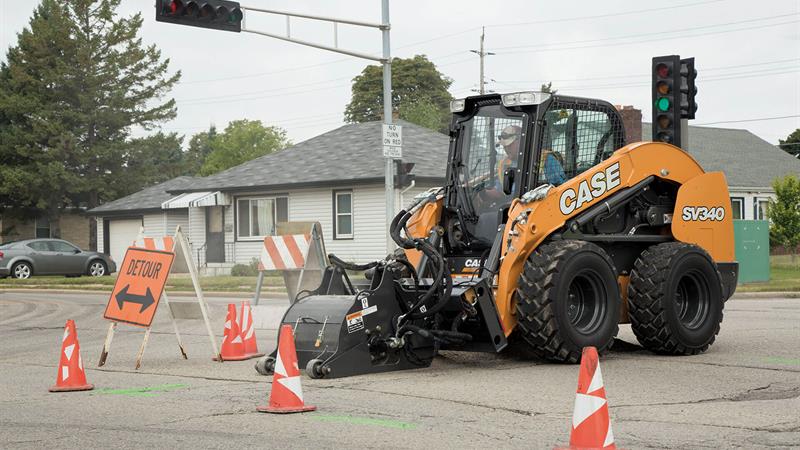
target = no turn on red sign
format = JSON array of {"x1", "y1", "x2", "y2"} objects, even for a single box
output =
[{"x1": 104, "y1": 247, "x2": 174, "y2": 327}]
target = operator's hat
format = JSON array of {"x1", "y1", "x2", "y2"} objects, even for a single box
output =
[{"x1": 498, "y1": 125, "x2": 521, "y2": 146}]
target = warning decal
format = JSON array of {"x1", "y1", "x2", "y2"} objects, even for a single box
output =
[
  {"x1": 104, "y1": 247, "x2": 174, "y2": 327},
  {"x1": 346, "y1": 311, "x2": 364, "y2": 333}
]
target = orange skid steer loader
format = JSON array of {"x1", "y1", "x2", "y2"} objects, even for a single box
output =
[{"x1": 256, "y1": 57, "x2": 737, "y2": 379}]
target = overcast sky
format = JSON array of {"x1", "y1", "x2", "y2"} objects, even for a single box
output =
[{"x1": 1, "y1": 0, "x2": 798, "y2": 146}]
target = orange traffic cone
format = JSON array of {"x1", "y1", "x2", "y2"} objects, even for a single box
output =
[
  {"x1": 239, "y1": 301, "x2": 264, "y2": 360},
  {"x1": 49, "y1": 320, "x2": 93, "y2": 392},
  {"x1": 214, "y1": 304, "x2": 248, "y2": 361},
  {"x1": 257, "y1": 324, "x2": 316, "y2": 414},
  {"x1": 558, "y1": 346, "x2": 616, "y2": 449}
]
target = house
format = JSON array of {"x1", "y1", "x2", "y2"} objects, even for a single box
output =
[
  {"x1": 87, "y1": 176, "x2": 197, "y2": 264},
  {"x1": 89, "y1": 121, "x2": 447, "y2": 271},
  {"x1": 88, "y1": 117, "x2": 800, "y2": 272},
  {"x1": 0, "y1": 209, "x2": 91, "y2": 249}
]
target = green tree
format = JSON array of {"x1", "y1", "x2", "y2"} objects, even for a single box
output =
[
  {"x1": 124, "y1": 132, "x2": 186, "y2": 195},
  {"x1": 184, "y1": 125, "x2": 217, "y2": 175},
  {"x1": 769, "y1": 174, "x2": 800, "y2": 261},
  {"x1": 398, "y1": 98, "x2": 443, "y2": 131},
  {"x1": 344, "y1": 55, "x2": 453, "y2": 132},
  {"x1": 0, "y1": 0, "x2": 179, "y2": 247},
  {"x1": 199, "y1": 120, "x2": 290, "y2": 176},
  {"x1": 778, "y1": 128, "x2": 800, "y2": 157}
]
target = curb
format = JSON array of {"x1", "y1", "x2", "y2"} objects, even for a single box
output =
[{"x1": 730, "y1": 291, "x2": 800, "y2": 299}]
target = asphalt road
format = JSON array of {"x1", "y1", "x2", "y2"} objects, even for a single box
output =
[{"x1": 0, "y1": 290, "x2": 798, "y2": 449}]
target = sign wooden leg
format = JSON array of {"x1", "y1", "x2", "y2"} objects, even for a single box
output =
[
  {"x1": 98, "y1": 322, "x2": 116, "y2": 367},
  {"x1": 161, "y1": 292, "x2": 187, "y2": 359},
  {"x1": 135, "y1": 327, "x2": 152, "y2": 370},
  {"x1": 178, "y1": 227, "x2": 222, "y2": 361},
  {"x1": 252, "y1": 270, "x2": 265, "y2": 306}
]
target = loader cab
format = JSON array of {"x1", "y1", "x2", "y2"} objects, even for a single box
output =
[{"x1": 444, "y1": 92, "x2": 625, "y2": 254}]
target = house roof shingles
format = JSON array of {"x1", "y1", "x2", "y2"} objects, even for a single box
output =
[
  {"x1": 88, "y1": 176, "x2": 196, "y2": 215},
  {"x1": 653, "y1": 124, "x2": 800, "y2": 189},
  {"x1": 175, "y1": 120, "x2": 450, "y2": 193}
]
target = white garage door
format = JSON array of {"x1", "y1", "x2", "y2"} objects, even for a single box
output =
[{"x1": 108, "y1": 218, "x2": 142, "y2": 266}]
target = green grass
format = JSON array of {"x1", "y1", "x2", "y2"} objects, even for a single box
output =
[
  {"x1": 0, "y1": 273, "x2": 285, "y2": 292},
  {"x1": 737, "y1": 254, "x2": 800, "y2": 293}
]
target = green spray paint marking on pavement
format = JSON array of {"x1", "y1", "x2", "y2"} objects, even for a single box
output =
[
  {"x1": 311, "y1": 414, "x2": 417, "y2": 430},
  {"x1": 96, "y1": 383, "x2": 188, "y2": 397},
  {"x1": 764, "y1": 356, "x2": 800, "y2": 366}
]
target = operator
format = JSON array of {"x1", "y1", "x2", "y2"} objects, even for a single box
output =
[
  {"x1": 473, "y1": 125, "x2": 521, "y2": 211},
  {"x1": 541, "y1": 149, "x2": 567, "y2": 185}
]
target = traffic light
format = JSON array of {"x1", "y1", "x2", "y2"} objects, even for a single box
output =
[
  {"x1": 155, "y1": 0, "x2": 243, "y2": 33},
  {"x1": 679, "y1": 57, "x2": 698, "y2": 119},
  {"x1": 652, "y1": 55, "x2": 681, "y2": 145},
  {"x1": 394, "y1": 160, "x2": 416, "y2": 189}
]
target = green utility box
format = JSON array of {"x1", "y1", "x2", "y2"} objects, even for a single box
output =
[{"x1": 733, "y1": 220, "x2": 770, "y2": 283}]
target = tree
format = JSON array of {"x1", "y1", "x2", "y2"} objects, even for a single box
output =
[
  {"x1": 778, "y1": 128, "x2": 800, "y2": 157},
  {"x1": 124, "y1": 132, "x2": 186, "y2": 196},
  {"x1": 0, "y1": 0, "x2": 179, "y2": 247},
  {"x1": 344, "y1": 55, "x2": 453, "y2": 132},
  {"x1": 769, "y1": 174, "x2": 800, "y2": 261},
  {"x1": 540, "y1": 82, "x2": 558, "y2": 94},
  {"x1": 398, "y1": 98, "x2": 443, "y2": 132},
  {"x1": 185, "y1": 125, "x2": 217, "y2": 175},
  {"x1": 199, "y1": 120, "x2": 290, "y2": 176}
]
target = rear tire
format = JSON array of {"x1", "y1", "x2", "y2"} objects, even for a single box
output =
[
  {"x1": 628, "y1": 242, "x2": 724, "y2": 355},
  {"x1": 515, "y1": 240, "x2": 620, "y2": 363},
  {"x1": 11, "y1": 262, "x2": 32, "y2": 279}
]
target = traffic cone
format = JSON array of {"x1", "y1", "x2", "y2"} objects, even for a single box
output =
[
  {"x1": 239, "y1": 301, "x2": 264, "y2": 360},
  {"x1": 49, "y1": 320, "x2": 93, "y2": 392},
  {"x1": 213, "y1": 304, "x2": 248, "y2": 361},
  {"x1": 557, "y1": 346, "x2": 616, "y2": 449},
  {"x1": 257, "y1": 324, "x2": 316, "y2": 414}
]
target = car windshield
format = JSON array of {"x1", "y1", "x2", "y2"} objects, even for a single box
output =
[{"x1": 455, "y1": 105, "x2": 526, "y2": 216}]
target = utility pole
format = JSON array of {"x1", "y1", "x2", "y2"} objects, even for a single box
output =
[
  {"x1": 381, "y1": 0, "x2": 395, "y2": 254},
  {"x1": 470, "y1": 27, "x2": 494, "y2": 94}
]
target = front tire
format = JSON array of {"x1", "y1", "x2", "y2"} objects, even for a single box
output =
[
  {"x1": 515, "y1": 240, "x2": 620, "y2": 363},
  {"x1": 11, "y1": 262, "x2": 32, "y2": 279},
  {"x1": 628, "y1": 242, "x2": 724, "y2": 355}
]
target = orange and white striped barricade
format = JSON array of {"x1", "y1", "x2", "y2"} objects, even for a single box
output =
[
  {"x1": 98, "y1": 225, "x2": 221, "y2": 369},
  {"x1": 253, "y1": 222, "x2": 327, "y2": 305}
]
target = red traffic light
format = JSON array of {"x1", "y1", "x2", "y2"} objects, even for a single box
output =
[{"x1": 656, "y1": 63, "x2": 670, "y2": 78}]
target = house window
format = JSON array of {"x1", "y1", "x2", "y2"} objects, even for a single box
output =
[
  {"x1": 730, "y1": 197, "x2": 743, "y2": 220},
  {"x1": 35, "y1": 216, "x2": 51, "y2": 238},
  {"x1": 333, "y1": 191, "x2": 353, "y2": 239},
  {"x1": 236, "y1": 196, "x2": 288, "y2": 240},
  {"x1": 754, "y1": 198, "x2": 769, "y2": 221}
]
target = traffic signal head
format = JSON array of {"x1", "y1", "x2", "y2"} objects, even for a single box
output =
[
  {"x1": 394, "y1": 160, "x2": 416, "y2": 189},
  {"x1": 652, "y1": 55, "x2": 681, "y2": 145},
  {"x1": 156, "y1": 0, "x2": 242, "y2": 33},
  {"x1": 680, "y1": 57, "x2": 698, "y2": 120}
]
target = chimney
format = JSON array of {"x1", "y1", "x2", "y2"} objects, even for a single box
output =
[{"x1": 615, "y1": 105, "x2": 642, "y2": 145}]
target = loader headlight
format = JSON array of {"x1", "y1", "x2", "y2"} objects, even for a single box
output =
[
  {"x1": 450, "y1": 99, "x2": 466, "y2": 113},
  {"x1": 501, "y1": 91, "x2": 550, "y2": 107}
]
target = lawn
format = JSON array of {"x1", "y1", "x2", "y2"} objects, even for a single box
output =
[
  {"x1": 736, "y1": 254, "x2": 800, "y2": 293},
  {"x1": 0, "y1": 273, "x2": 285, "y2": 293}
]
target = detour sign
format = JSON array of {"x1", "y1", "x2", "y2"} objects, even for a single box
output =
[{"x1": 104, "y1": 247, "x2": 174, "y2": 327}]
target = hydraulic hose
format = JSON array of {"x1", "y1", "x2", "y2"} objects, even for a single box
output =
[{"x1": 328, "y1": 253, "x2": 379, "y2": 271}]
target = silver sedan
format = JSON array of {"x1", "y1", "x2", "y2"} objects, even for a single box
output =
[{"x1": 0, "y1": 239, "x2": 117, "y2": 279}]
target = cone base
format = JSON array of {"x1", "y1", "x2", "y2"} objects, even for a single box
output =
[
  {"x1": 49, "y1": 383, "x2": 94, "y2": 392},
  {"x1": 257, "y1": 404, "x2": 317, "y2": 414},
  {"x1": 243, "y1": 352, "x2": 265, "y2": 359}
]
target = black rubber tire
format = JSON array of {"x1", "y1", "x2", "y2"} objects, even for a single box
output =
[
  {"x1": 306, "y1": 358, "x2": 327, "y2": 379},
  {"x1": 87, "y1": 260, "x2": 108, "y2": 277},
  {"x1": 11, "y1": 261, "x2": 33, "y2": 279},
  {"x1": 515, "y1": 240, "x2": 620, "y2": 363},
  {"x1": 628, "y1": 242, "x2": 724, "y2": 355},
  {"x1": 254, "y1": 355, "x2": 275, "y2": 376}
]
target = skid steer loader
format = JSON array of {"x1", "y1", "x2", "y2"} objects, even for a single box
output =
[{"x1": 256, "y1": 69, "x2": 738, "y2": 380}]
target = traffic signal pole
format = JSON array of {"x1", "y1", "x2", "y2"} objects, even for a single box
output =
[{"x1": 158, "y1": 1, "x2": 396, "y2": 253}]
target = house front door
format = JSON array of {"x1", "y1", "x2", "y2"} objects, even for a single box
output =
[{"x1": 205, "y1": 206, "x2": 225, "y2": 263}]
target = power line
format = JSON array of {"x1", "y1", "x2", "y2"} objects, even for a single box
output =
[
  {"x1": 494, "y1": 16, "x2": 800, "y2": 55},
  {"x1": 694, "y1": 115, "x2": 800, "y2": 126}
]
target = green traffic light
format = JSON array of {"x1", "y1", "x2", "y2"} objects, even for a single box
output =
[{"x1": 656, "y1": 97, "x2": 670, "y2": 112}]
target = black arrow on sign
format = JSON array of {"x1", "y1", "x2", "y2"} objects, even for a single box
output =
[{"x1": 115, "y1": 285, "x2": 155, "y2": 313}]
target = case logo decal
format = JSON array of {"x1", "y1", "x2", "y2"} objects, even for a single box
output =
[{"x1": 559, "y1": 162, "x2": 621, "y2": 215}]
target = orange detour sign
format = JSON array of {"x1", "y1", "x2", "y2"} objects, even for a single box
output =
[{"x1": 104, "y1": 247, "x2": 174, "y2": 327}]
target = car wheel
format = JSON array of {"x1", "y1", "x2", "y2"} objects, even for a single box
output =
[
  {"x1": 88, "y1": 260, "x2": 107, "y2": 277},
  {"x1": 12, "y1": 262, "x2": 32, "y2": 279}
]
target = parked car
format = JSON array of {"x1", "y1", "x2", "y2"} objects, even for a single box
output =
[{"x1": 0, "y1": 239, "x2": 116, "y2": 279}]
